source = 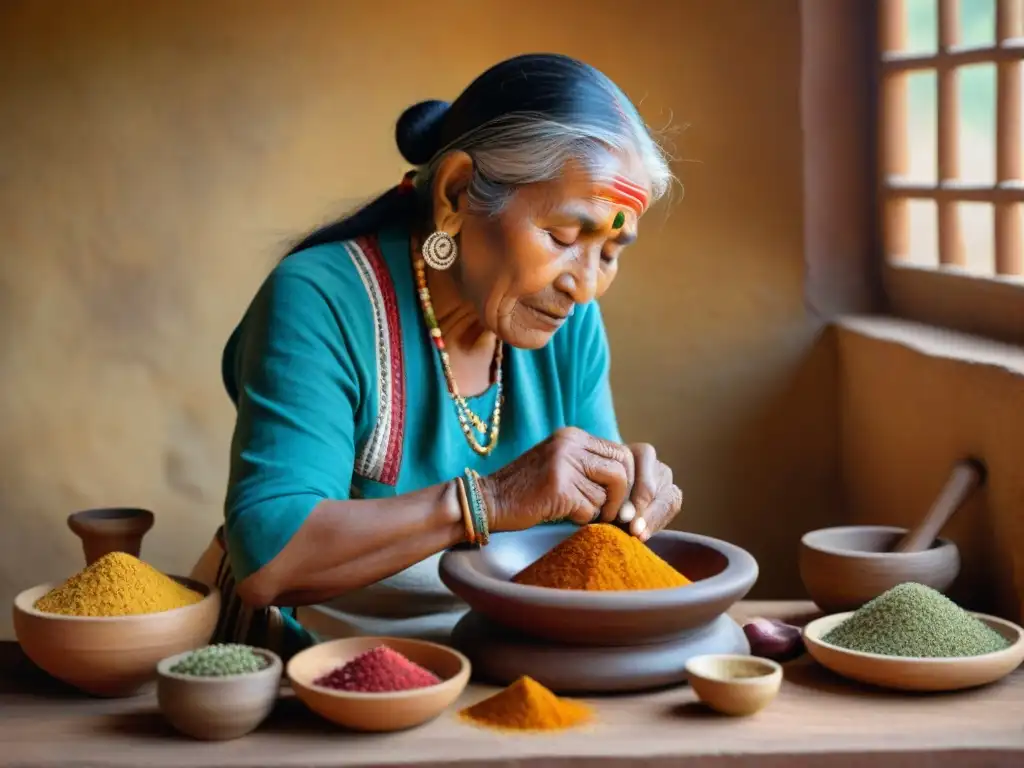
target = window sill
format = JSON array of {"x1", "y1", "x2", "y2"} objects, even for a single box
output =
[
  {"x1": 884, "y1": 262, "x2": 1024, "y2": 347},
  {"x1": 834, "y1": 312, "x2": 1024, "y2": 375}
]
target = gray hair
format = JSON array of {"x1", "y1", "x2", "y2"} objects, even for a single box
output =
[
  {"x1": 285, "y1": 55, "x2": 678, "y2": 259},
  {"x1": 415, "y1": 107, "x2": 675, "y2": 216}
]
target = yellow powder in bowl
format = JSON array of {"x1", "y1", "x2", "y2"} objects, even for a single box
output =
[
  {"x1": 512, "y1": 523, "x2": 692, "y2": 591},
  {"x1": 34, "y1": 552, "x2": 204, "y2": 617}
]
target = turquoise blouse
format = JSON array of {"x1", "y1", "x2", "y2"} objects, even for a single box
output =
[{"x1": 221, "y1": 223, "x2": 620, "y2": 641}]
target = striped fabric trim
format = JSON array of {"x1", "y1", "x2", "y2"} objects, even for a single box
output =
[
  {"x1": 343, "y1": 236, "x2": 405, "y2": 486},
  {"x1": 210, "y1": 553, "x2": 285, "y2": 655}
]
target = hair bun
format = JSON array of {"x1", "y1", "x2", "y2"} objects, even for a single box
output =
[{"x1": 395, "y1": 100, "x2": 450, "y2": 165}]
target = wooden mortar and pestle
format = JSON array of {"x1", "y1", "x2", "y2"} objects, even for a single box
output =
[
  {"x1": 798, "y1": 459, "x2": 986, "y2": 614},
  {"x1": 67, "y1": 507, "x2": 156, "y2": 567}
]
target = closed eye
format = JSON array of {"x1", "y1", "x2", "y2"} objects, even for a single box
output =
[{"x1": 548, "y1": 232, "x2": 575, "y2": 248}]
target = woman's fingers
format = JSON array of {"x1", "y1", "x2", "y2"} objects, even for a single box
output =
[
  {"x1": 634, "y1": 480, "x2": 684, "y2": 541},
  {"x1": 557, "y1": 428, "x2": 634, "y2": 521},
  {"x1": 577, "y1": 454, "x2": 629, "y2": 522},
  {"x1": 580, "y1": 432, "x2": 636, "y2": 490},
  {"x1": 617, "y1": 499, "x2": 637, "y2": 524},
  {"x1": 562, "y1": 474, "x2": 607, "y2": 525},
  {"x1": 628, "y1": 443, "x2": 660, "y2": 517},
  {"x1": 551, "y1": 428, "x2": 659, "y2": 527}
]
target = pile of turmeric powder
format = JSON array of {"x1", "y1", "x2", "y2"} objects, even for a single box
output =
[
  {"x1": 459, "y1": 676, "x2": 592, "y2": 732},
  {"x1": 35, "y1": 552, "x2": 203, "y2": 617},
  {"x1": 513, "y1": 523, "x2": 691, "y2": 591}
]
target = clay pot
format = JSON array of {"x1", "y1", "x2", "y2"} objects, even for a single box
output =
[
  {"x1": 157, "y1": 649, "x2": 283, "y2": 740},
  {"x1": 439, "y1": 524, "x2": 759, "y2": 646},
  {"x1": 67, "y1": 508, "x2": 155, "y2": 566},
  {"x1": 799, "y1": 525, "x2": 960, "y2": 613},
  {"x1": 13, "y1": 578, "x2": 220, "y2": 697}
]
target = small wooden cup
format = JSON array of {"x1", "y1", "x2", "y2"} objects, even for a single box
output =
[
  {"x1": 685, "y1": 654, "x2": 783, "y2": 716},
  {"x1": 157, "y1": 648, "x2": 283, "y2": 740}
]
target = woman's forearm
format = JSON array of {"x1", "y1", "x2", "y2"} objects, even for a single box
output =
[{"x1": 235, "y1": 481, "x2": 464, "y2": 608}]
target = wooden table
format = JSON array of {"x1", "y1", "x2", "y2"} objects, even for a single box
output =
[{"x1": 3, "y1": 602, "x2": 1023, "y2": 767}]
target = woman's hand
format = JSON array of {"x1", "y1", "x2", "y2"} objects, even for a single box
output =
[
  {"x1": 621, "y1": 442, "x2": 684, "y2": 541},
  {"x1": 476, "y1": 427, "x2": 636, "y2": 532}
]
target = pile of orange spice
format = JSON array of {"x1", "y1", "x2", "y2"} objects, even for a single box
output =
[
  {"x1": 512, "y1": 523, "x2": 691, "y2": 591},
  {"x1": 459, "y1": 676, "x2": 592, "y2": 732}
]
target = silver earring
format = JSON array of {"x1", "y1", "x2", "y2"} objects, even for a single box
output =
[{"x1": 422, "y1": 230, "x2": 458, "y2": 271}]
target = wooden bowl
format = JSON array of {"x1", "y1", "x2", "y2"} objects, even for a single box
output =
[
  {"x1": 12, "y1": 578, "x2": 220, "y2": 697},
  {"x1": 157, "y1": 648, "x2": 283, "y2": 740},
  {"x1": 802, "y1": 611, "x2": 1024, "y2": 692},
  {"x1": 439, "y1": 524, "x2": 759, "y2": 646},
  {"x1": 685, "y1": 654, "x2": 783, "y2": 716},
  {"x1": 286, "y1": 636, "x2": 471, "y2": 732},
  {"x1": 799, "y1": 526, "x2": 960, "y2": 613}
]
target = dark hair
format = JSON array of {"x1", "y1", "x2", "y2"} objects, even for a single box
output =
[{"x1": 285, "y1": 53, "x2": 670, "y2": 257}]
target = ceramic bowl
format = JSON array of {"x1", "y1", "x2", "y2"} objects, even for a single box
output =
[
  {"x1": 799, "y1": 525, "x2": 960, "y2": 613},
  {"x1": 12, "y1": 577, "x2": 220, "y2": 697},
  {"x1": 157, "y1": 647, "x2": 283, "y2": 740},
  {"x1": 802, "y1": 611, "x2": 1024, "y2": 691},
  {"x1": 685, "y1": 654, "x2": 783, "y2": 716},
  {"x1": 287, "y1": 636, "x2": 471, "y2": 732},
  {"x1": 439, "y1": 524, "x2": 759, "y2": 646}
]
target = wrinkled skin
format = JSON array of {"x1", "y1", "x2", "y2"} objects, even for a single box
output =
[
  {"x1": 477, "y1": 427, "x2": 684, "y2": 542},
  {"x1": 422, "y1": 152, "x2": 683, "y2": 539},
  {"x1": 429, "y1": 151, "x2": 640, "y2": 352}
]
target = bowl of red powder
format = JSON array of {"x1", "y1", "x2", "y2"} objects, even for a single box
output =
[{"x1": 286, "y1": 636, "x2": 470, "y2": 732}]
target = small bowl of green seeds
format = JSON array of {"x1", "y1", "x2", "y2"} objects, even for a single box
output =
[
  {"x1": 802, "y1": 583, "x2": 1024, "y2": 692},
  {"x1": 156, "y1": 643, "x2": 282, "y2": 740}
]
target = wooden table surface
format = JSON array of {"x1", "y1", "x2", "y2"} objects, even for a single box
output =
[{"x1": 3, "y1": 601, "x2": 1023, "y2": 768}]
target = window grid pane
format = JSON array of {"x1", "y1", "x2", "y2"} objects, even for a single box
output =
[{"x1": 879, "y1": 0, "x2": 1024, "y2": 278}]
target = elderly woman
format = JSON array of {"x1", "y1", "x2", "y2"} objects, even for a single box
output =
[{"x1": 191, "y1": 53, "x2": 684, "y2": 656}]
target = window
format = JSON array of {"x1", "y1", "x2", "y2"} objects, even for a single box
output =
[{"x1": 874, "y1": 0, "x2": 1024, "y2": 342}]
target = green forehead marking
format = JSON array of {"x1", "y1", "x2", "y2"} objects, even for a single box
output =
[{"x1": 612, "y1": 211, "x2": 626, "y2": 229}]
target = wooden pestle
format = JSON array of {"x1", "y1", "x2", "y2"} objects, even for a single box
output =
[{"x1": 892, "y1": 459, "x2": 986, "y2": 553}]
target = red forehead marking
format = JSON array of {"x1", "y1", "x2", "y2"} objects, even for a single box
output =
[{"x1": 592, "y1": 176, "x2": 650, "y2": 217}]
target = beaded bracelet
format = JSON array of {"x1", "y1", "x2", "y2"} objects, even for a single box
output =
[
  {"x1": 463, "y1": 468, "x2": 490, "y2": 545},
  {"x1": 454, "y1": 477, "x2": 477, "y2": 545}
]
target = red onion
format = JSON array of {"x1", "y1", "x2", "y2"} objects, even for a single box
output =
[{"x1": 743, "y1": 617, "x2": 804, "y2": 661}]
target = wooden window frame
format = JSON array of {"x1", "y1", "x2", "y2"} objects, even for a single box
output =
[{"x1": 803, "y1": 0, "x2": 1024, "y2": 346}]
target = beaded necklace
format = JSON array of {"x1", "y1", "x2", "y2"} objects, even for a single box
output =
[{"x1": 412, "y1": 239, "x2": 504, "y2": 456}]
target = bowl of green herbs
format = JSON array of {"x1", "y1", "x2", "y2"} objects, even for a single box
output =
[
  {"x1": 802, "y1": 582, "x2": 1024, "y2": 692},
  {"x1": 156, "y1": 644, "x2": 282, "y2": 740}
]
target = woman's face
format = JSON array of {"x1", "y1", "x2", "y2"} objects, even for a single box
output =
[{"x1": 433, "y1": 151, "x2": 651, "y2": 350}]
